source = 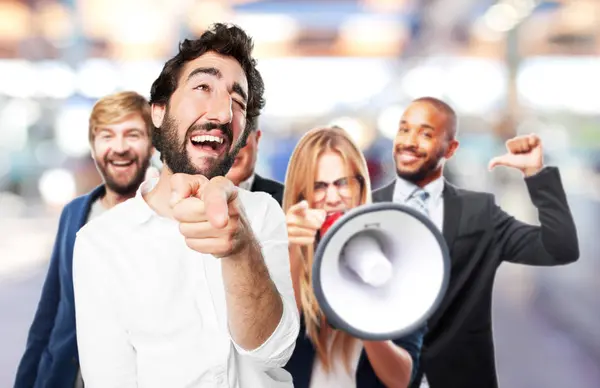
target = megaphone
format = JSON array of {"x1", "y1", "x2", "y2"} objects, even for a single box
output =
[{"x1": 312, "y1": 202, "x2": 450, "y2": 340}]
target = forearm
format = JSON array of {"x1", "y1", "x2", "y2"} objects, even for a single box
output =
[
  {"x1": 527, "y1": 166, "x2": 579, "y2": 262},
  {"x1": 363, "y1": 340, "x2": 413, "y2": 388},
  {"x1": 16, "y1": 251, "x2": 63, "y2": 384},
  {"x1": 221, "y1": 235, "x2": 284, "y2": 350},
  {"x1": 16, "y1": 308, "x2": 57, "y2": 385},
  {"x1": 501, "y1": 166, "x2": 579, "y2": 265}
]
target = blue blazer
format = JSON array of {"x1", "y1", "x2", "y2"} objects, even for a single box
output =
[
  {"x1": 14, "y1": 186, "x2": 105, "y2": 388},
  {"x1": 284, "y1": 315, "x2": 426, "y2": 387}
]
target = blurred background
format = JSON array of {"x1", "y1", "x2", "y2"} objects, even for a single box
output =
[{"x1": 1, "y1": 0, "x2": 599, "y2": 386}]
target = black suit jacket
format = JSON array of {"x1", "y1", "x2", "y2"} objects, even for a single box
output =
[
  {"x1": 250, "y1": 173, "x2": 284, "y2": 206},
  {"x1": 373, "y1": 167, "x2": 579, "y2": 388}
]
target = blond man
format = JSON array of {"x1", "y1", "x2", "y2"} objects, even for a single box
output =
[{"x1": 15, "y1": 91, "x2": 154, "y2": 388}]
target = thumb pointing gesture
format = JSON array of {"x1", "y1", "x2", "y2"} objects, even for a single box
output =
[
  {"x1": 488, "y1": 134, "x2": 544, "y2": 175},
  {"x1": 488, "y1": 154, "x2": 523, "y2": 171}
]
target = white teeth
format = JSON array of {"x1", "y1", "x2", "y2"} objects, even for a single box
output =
[
  {"x1": 111, "y1": 160, "x2": 132, "y2": 166},
  {"x1": 191, "y1": 135, "x2": 223, "y2": 144}
]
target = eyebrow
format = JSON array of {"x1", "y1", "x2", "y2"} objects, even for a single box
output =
[
  {"x1": 400, "y1": 120, "x2": 435, "y2": 131},
  {"x1": 314, "y1": 177, "x2": 350, "y2": 184},
  {"x1": 96, "y1": 127, "x2": 144, "y2": 135},
  {"x1": 186, "y1": 66, "x2": 248, "y2": 104}
]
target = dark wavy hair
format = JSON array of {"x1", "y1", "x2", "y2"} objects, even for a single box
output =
[{"x1": 149, "y1": 23, "x2": 266, "y2": 152}]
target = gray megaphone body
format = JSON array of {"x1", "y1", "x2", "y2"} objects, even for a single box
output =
[{"x1": 312, "y1": 202, "x2": 451, "y2": 340}]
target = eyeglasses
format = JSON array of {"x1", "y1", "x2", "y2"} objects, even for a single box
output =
[{"x1": 313, "y1": 176, "x2": 363, "y2": 202}]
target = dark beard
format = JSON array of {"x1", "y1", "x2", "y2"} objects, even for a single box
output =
[
  {"x1": 155, "y1": 114, "x2": 250, "y2": 179},
  {"x1": 396, "y1": 146, "x2": 445, "y2": 184},
  {"x1": 97, "y1": 152, "x2": 150, "y2": 196}
]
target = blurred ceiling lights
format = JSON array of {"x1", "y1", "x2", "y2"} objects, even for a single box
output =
[
  {"x1": 186, "y1": 0, "x2": 411, "y2": 58},
  {"x1": 186, "y1": 0, "x2": 234, "y2": 36},
  {"x1": 360, "y1": 0, "x2": 411, "y2": 13},
  {"x1": 0, "y1": 0, "x2": 413, "y2": 59},
  {"x1": 556, "y1": 0, "x2": 598, "y2": 33},
  {"x1": 80, "y1": 0, "x2": 176, "y2": 59},
  {"x1": 0, "y1": 98, "x2": 40, "y2": 152},
  {"x1": 377, "y1": 104, "x2": 405, "y2": 140},
  {"x1": 231, "y1": 13, "x2": 300, "y2": 57},
  {"x1": 54, "y1": 103, "x2": 94, "y2": 158},
  {"x1": 38, "y1": 168, "x2": 77, "y2": 207},
  {"x1": 472, "y1": 0, "x2": 539, "y2": 42},
  {"x1": 337, "y1": 14, "x2": 409, "y2": 57},
  {"x1": 37, "y1": 2, "x2": 74, "y2": 45},
  {"x1": 328, "y1": 116, "x2": 376, "y2": 150},
  {"x1": 0, "y1": 1, "x2": 31, "y2": 41}
]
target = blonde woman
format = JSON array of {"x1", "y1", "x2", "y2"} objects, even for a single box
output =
[{"x1": 282, "y1": 126, "x2": 425, "y2": 388}]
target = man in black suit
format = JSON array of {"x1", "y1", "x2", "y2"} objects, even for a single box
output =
[
  {"x1": 373, "y1": 96, "x2": 579, "y2": 388},
  {"x1": 226, "y1": 117, "x2": 284, "y2": 205}
]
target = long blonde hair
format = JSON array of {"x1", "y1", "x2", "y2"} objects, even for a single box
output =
[{"x1": 283, "y1": 126, "x2": 372, "y2": 373}]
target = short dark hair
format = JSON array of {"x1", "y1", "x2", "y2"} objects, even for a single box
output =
[
  {"x1": 246, "y1": 115, "x2": 258, "y2": 132},
  {"x1": 413, "y1": 96, "x2": 458, "y2": 140},
  {"x1": 149, "y1": 22, "x2": 265, "y2": 127}
]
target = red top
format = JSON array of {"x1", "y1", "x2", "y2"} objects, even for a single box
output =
[{"x1": 319, "y1": 211, "x2": 345, "y2": 238}]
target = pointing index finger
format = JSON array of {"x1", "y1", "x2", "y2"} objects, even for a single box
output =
[
  {"x1": 170, "y1": 174, "x2": 209, "y2": 207},
  {"x1": 201, "y1": 177, "x2": 237, "y2": 229},
  {"x1": 289, "y1": 200, "x2": 309, "y2": 216}
]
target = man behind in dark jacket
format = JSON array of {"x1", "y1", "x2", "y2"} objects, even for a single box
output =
[
  {"x1": 226, "y1": 116, "x2": 284, "y2": 205},
  {"x1": 373, "y1": 96, "x2": 579, "y2": 388},
  {"x1": 14, "y1": 91, "x2": 154, "y2": 388}
]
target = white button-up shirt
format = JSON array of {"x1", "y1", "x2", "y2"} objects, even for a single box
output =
[
  {"x1": 73, "y1": 178, "x2": 299, "y2": 388},
  {"x1": 238, "y1": 173, "x2": 255, "y2": 192},
  {"x1": 392, "y1": 176, "x2": 445, "y2": 231}
]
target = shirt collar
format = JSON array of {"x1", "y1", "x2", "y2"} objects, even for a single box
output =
[
  {"x1": 393, "y1": 175, "x2": 445, "y2": 203},
  {"x1": 238, "y1": 173, "x2": 255, "y2": 191},
  {"x1": 131, "y1": 177, "x2": 160, "y2": 225}
]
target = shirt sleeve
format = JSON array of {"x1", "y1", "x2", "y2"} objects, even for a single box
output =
[
  {"x1": 15, "y1": 206, "x2": 69, "y2": 387},
  {"x1": 230, "y1": 195, "x2": 300, "y2": 368},
  {"x1": 72, "y1": 228, "x2": 137, "y2": 388},
  {"x1": 393, "y1": 324, "x2": 427, "y2": 385}
]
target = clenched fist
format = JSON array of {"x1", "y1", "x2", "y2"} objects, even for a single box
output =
[
  {"x1": 170, "y1": 173, "x2": 250, "y2": 258},
  {"x1": 488, "y1": 134, "x2": 544, "y2": 177},
  {"x1": 286, "y1": 200, "x2": 326, "y2": 246}
]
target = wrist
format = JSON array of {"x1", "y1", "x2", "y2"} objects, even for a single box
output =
[
  {"x1": 523, "y1": 165, "x2": 543, "y2": 177},
  {"x1": 225, "y1": 219, "x2": 260, "y2": 261},
  {"x1": 363, "y1": 339, "x2": 392, "y2": 349}
]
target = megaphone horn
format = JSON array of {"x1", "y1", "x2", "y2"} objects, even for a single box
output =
[{"x1": 312, "y1": 202, "x2": 450, "y2": 340}]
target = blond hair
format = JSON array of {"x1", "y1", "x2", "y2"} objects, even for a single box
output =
[
  {"x1": 88, "y1": 91, "x2": 152, "y2": 143},
  {"x1": 283, "y1": 126, "x2": 372, "y2": 373}
]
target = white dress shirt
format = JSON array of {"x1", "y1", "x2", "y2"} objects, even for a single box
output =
[
  {"x1": 393, "y1": 176, "x2": 444, "y2": 388},
  {"x1": 73, "y1": 178, "x2": 300, "y2": 388},
  {"x1": 238, "y1": 173, "x2": 256, "y2": 191},
  {"x1": 392, "y1": 176, "x2": 445, "y2": 232}
]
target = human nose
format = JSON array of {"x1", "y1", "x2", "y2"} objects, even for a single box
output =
[
  {"x1": 325, "y1": 184, "x2": 342, "y2": 204},
  {"x1": 404, "y1": 130, "x2": 419, "y2": 147},
  {"x1": 206, "y1": 89, "x2": 233, "y2": 124},
  {"x1": 111, "y1": 135, "x2": 130, "y2": 154}
]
